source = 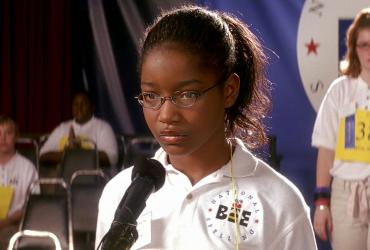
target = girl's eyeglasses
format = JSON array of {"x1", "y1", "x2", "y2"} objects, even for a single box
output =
[{"x1": 135, "y1": 82, "x2": 221, "y2": 110}]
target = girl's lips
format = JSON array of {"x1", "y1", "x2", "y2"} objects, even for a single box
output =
[{"x1": 159, "y1": 132, "x2": 187, "y2": 144}]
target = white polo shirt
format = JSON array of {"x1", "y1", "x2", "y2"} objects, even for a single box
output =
[
  {"x1": 95, "y1": 139, "x2": 316, "y2": 250},
  {"x1": 312, "y1": 76, "x2": 370, "y2": 180},
  {"x1": 0, "y1": 152, "x2": 38, "y2": 216},
  {"x1": 40, "y1": 116, "x2": 118, "y2": 166}
]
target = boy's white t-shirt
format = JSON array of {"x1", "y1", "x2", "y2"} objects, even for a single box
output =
[
  {"x1": 40, "y1": 116, "x2": 118, "y2": 166},
  {"x1": 0, "y1": 152, "x2": 38, "y2": 216}
]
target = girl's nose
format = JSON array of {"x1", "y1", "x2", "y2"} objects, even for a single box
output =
[{"x1": 158, "y1": 99, "x2": 180, "y2": 124}]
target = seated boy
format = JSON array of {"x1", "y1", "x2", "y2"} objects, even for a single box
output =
[
  {"x1": 0, "y1": 115, "x2": 39, "y2": 249},
  {"x1": 39, "y1": 91, "x2": 118, "y2": 174}
]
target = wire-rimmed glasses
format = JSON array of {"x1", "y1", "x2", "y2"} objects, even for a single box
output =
[{"x1": 135, "y1": 82, "x2": 221, "y2": 110}]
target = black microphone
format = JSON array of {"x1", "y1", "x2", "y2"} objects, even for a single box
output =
[{"x1": 100, "y1": 157, "x2": 166, "y2": 250}]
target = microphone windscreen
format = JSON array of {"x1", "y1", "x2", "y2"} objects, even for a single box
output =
[{"x1": 131, "y1": 156, "x2": 166, "y2": 191}]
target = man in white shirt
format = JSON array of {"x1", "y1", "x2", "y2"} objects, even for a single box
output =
[{"x1": 40, "y1": 91, "x2": 118, "y2": 171}]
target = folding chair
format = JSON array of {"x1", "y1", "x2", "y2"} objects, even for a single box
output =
[
  {"x1": 122, "y1": 134, "x2": 160, "y2": 169},
  {"x1": 70, "y1": 170, "x2": 108, "y2": 249},
  {"x1": 7, "y1": 230, "x2": 62, "y2": 250},
  {"x1": 38, "y1": 133, "x2": 50, "y2": 148},
  {"x1": 37, "y1": 133, "x2": 59, "y2": 180},
  {"x1": 60, "y1": 141, "x2": 98, "y2": 184},
  {"x1": 16, "y1": 178, "x2": 73, "y2": 250},
  {"x1": 16, "y1": 137, "x2": 39, "y2": 171}
]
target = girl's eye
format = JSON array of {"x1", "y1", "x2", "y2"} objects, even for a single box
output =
[
  {"x1": 143, "y1": 93, "x2": 159, "y2": 100},
  {"x1": 178, "y1": 91, "x2": 199, "y2": 99}
]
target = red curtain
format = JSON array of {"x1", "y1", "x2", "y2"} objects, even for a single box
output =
[{"x1": 1, "y1": 0, "x2": 72, "y2": 135}]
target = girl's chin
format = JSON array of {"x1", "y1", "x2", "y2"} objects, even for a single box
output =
[{"x1": 161, "y1": 144, "x2": 192, "y2": 157}]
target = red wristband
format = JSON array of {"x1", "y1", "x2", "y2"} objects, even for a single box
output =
[{"x1": 315, "y1": 197, "x2": 330, "y2": 206}]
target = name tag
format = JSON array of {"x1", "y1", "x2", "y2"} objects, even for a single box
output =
[{"x1": 336, "y1": 109, "x2": 370, "y2": 163}]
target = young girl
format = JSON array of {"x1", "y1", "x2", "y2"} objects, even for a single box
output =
[
  {"x1": 312, "y1": 7, "x2": 370, "y2": 249},
  {"x1": 96, "y1": 5, "x2": 316, "y2": 249}
]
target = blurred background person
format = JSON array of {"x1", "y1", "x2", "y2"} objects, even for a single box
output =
[
  {"x1": 312, "y1": 7, "x2": 370, "y2": 250},
  {"x1": 0, "y1": 115, "x2": 39, "y2": 249},
  {"x1": 40, "y1": 90, "x2": 118, "y2": 167}
]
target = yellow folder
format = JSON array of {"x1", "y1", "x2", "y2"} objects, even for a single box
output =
[{"x1": 0, "y1": 186, "x2": 14, "y2": 219}]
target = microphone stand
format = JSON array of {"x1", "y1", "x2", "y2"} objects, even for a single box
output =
[{"x1": 100, "y1": 221, "x2": 138, "y2": 250}]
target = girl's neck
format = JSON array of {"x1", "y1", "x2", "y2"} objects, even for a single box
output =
[
  {"x1": 168, "y1": 139, "x2": 232, "y2": 185},
  {"x1": 360, "y1": 70, "x2": 370, "y2": 85}
]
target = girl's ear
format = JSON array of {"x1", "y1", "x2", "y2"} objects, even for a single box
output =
[{"x1": 223, "y1": 73, "x2": 240, "y2": 108}]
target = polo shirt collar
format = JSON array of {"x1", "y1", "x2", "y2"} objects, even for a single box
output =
[
  {"x1": 154, "y1": 138, "x2": 258, "y2": 178},
  {"x1": 219, "y1": 138, "x2": 258, "y2": 178}
]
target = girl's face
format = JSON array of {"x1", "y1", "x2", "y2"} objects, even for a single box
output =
[
  {"x1": 140, "y1": 44, "x2": 236, "y2": 158},
  {"x1": 356, "y1": 27, "x2": 370, "y2": 73}
]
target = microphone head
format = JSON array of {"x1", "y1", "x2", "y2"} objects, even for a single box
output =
[{"x1": 131, "y1": 156, "x2": 166, "y2": 192}]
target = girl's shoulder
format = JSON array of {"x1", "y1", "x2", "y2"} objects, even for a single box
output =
[{"x1": 328, "y1": 75, "x2": 357, "y2": 93}]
